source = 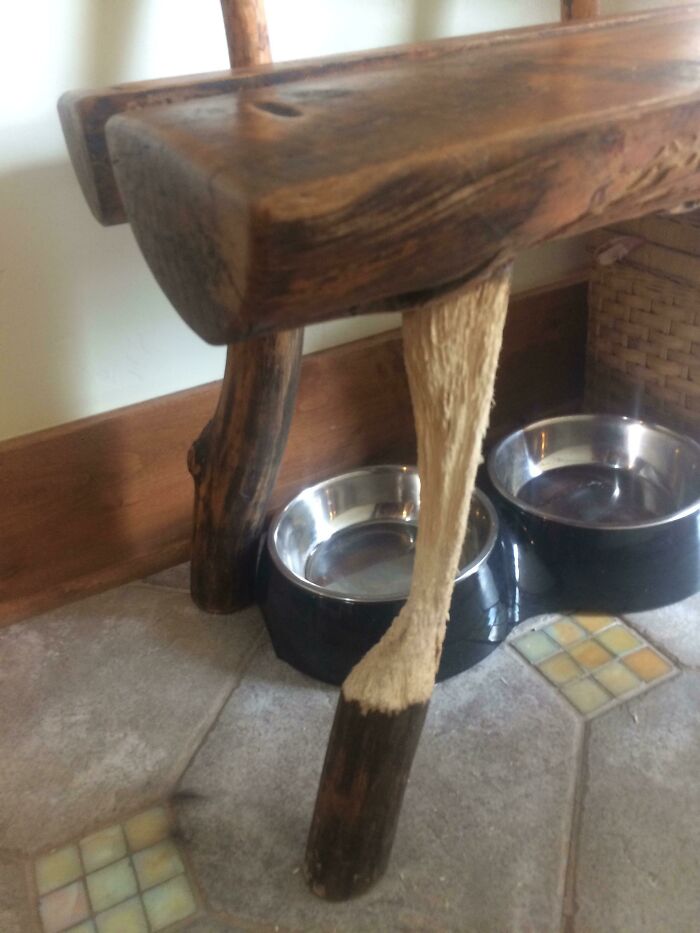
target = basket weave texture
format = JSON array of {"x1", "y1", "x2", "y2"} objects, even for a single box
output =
[{"x1": 586, "y1": 214, "x2": 700, "y2": 439}]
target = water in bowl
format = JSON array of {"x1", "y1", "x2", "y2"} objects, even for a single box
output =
[
  {"x1": 517, "y1": 464, "x2": 676, "y2": 525},
  {"x1": 305, "y1": 520, "x2": 418, "y2": 597}
]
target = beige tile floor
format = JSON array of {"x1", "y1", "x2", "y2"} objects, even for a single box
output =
[{"x1": 0, "y1": 572, "x2": 698, "y2": 932}]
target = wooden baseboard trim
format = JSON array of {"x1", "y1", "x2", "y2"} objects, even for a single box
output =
[{"x1": 0, "y1": 280, "x2": 587, "y2": 626}]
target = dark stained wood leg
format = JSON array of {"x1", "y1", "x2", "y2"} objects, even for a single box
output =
[
  {"x1": 188, "y1": 329, "x2": 303, "y2": 613},
  {"x1": 305, "y1": 698, "x2": 429, "y2": 901},
  {"x1": 187, "y1": 2, "x2": 305, "y2": 614}
]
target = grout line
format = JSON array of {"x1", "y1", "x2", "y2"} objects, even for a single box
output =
[
  {"x1": 560, "y1": 721, "x2": 590, "y2": 933},
  {"x1": 21, "y1": 856, "x2": 43, "y2": 933},
  {"x1": 168, "y1": 627, "x2": 268, "y2": 795}
]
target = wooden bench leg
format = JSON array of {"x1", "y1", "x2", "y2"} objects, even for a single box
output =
[
  {"x1": 188, "y1": 330, "x2": 303, "y2": 613},
  {"x1": 305, "y1": 267, "x2": 512, "y2": 900}
]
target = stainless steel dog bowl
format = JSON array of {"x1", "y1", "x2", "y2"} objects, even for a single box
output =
[
  {"x1": 256, "y1": 465, "x2": 509, "y2": 684},
  {"x1": 488, "y1": 414, "x2": 700, "y2": 529},
  {"x1": 487, "y1": 414, "x2": 700, "y2": 615},
  {"x1": 270, "y1": 465, "x2": 496, "y2": 600}
]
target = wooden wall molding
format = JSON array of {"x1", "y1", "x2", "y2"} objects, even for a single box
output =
[{"x1": 0, "y1": 279, "x2": 587, "y2": 627}]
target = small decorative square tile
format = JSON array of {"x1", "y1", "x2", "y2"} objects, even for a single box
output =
[
  {"x1": 569, "y1": 640, "x2": 613, "y2": 672},
  {"x1": 86, "y1": 858, "x2": 138, "y2": 913},
  {"x1": 36, "y1": 846, "x2": 83, "y2": 895},
  {"x1": 95, "y1": 896, "x2": 148, "y2": 933},
  {"x1": 511, "y1": 630, "x2": 559, "y2": 664},
  {"x1": 35, "y1": 805, "x2": 197, "y2": 933},
  {"x1": 142, "y1": 875, "x2": 197, "y2": 930},
  {"x1": 622, "y1": 646, "x2": 673, "y2": 682},
  {"x1": 544, "y1": 618, "x2": 586, "y2": 647},
  {"x1": 65, "y1": 923, "x2": 96, "y2": 933},
  {"x1": 562, "y1": 678, "x2": 610, "y2": 715},
  {"x1": 596, "y1": 624, "x2": 642, "y2": 656},
  {"x1": 80, "y1": 826, "x2": 126, "y2": 873},
  {"x1": 132, "y1": 839, "x2": 185, "y2": 891},
  {"x1": 573, "y1": 613, "x2": 614, "y2": 634},
  {"x1": 510, "y1": 615, "x2": 676, "y2": 719},
  {"x1": 593, "y1": 661, "x2": 640, "y2": 697},
  {"x1": 39, "y1": 880, "x2": 90, "y2": 933},
  {"x1": 124, "y1": 807, "x2": 171, "y2": 853},
  {"x1": 538, "y1": 652, "x2": 582, "y2": 686}
]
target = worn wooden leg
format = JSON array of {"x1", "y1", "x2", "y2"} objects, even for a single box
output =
[
  {"x1": 188, "y1": 330, "x2": 302, "y2": 612},
  {"x1": 186, "y1": 0, "x2": 304, "y2": 614},
  {"x1": 305, "y1": 267, "x2": 513, "y2": 900}
]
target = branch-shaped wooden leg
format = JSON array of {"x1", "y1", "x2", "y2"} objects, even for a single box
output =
[
  {"x1": 305, "y1": 266, "x2": 513, "y2": 900},
  {"x1": 187, "y1": 3, "x2": 304, "y2": 614},
  {"x1": 188, "y1": 330, "x2": 302, "y2": 612}
]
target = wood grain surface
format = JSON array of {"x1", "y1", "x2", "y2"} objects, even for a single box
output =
[
  {"x1": 221, "y1": 0, "x2": 271, "y2": 66},
  {"x1": 187, "y1": 0, "x2": 304, "y2": 614},
  {"x1": 105, "y1": 7, "x2": 700, "y2": 343},
  {"x1": 562, "y1": 0, "x2": 600, "y2": 19},
  {"x1": 305, "y1": 698, "x2": 429, "y2": 900},
  {"x1": 189, "y1": 329, "x2": 303, "y2": 612},
  {"x1": 0, "y1": 280, "x2": 586, "y2": 628},
  {"x1": 59, "y1": 8, "x2": 673, "y2": 226}
]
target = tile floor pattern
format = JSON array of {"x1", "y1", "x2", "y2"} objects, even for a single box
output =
[
  {"x1": 0, "y1": 575, "x2": 697, "y2": 932},
  {"x1": 510, "y1": 613, "x2": 676, "y2": 716},
  {"x1": 35, "y1": 807, "x2": 197, "y2": 933}
]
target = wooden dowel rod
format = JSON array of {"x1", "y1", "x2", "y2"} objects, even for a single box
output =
[
  {"x1": 188, "y1": 1, "x2": 303, "y2": 612},
  {"x1": 306, "y1": 265, "x2": 513, "y2": 899},
  {"x1": 561, "y1": 0, "x2": 600, "y2": 20},
  {"x1": 220, "y1": 0, "x2": 272, "y2": 66}
]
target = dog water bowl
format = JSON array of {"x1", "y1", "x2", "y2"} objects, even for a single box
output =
[
  {"x1": 256, "y1": 465, "x2": 509, "y2": 684},
  {"x1": 487, "y1": 414, "x2": 700, "y2": 616}
]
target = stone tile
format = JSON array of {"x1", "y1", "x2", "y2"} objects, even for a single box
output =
[
  {"x1": 625, "y1": 591, "x2": 700, "y2": 667},
  {"x1": 575, "y1": 673, "x2": 700, "y2": 933},
  {"x1": 143, "y1": 563, "x2": 190, "y2": 592},
  {"x1": 0, "y1": 585, "x2": 262, "y2": 853},
  {"x1": 177, "y1": 643, "x2": 579, "y2": 932},
  {"x1": 0, "y1": 856, "x2": 35, "y2": 933}
]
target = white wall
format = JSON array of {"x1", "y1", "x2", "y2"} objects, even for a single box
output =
[{"x1": 0, "y1": 0, "x2": 617, "y2": 442}]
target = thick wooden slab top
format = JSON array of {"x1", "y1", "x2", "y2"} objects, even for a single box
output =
[{"x1": 106, "y1": 7, "x2": 700, "y2": 342}]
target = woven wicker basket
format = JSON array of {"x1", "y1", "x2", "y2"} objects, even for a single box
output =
[{"x1": 586, "y1": 213, "x2": 700, "y2": 439}]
